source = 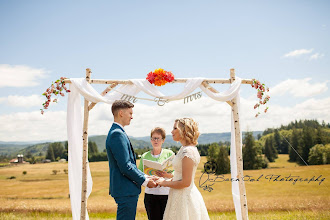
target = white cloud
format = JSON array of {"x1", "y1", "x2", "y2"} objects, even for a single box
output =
[
  {"x1": 0, "y1": 98, "x2": 232, "y2": 142},
  {"x1": 240, "y1": 97, "x2": 330, "y2": 132},
  {"x1": 309, "y1": 53, "x2": 324, "y2": 60},
  {"x1": 0, "y1": 97, "x2": 6, "y2": 104},
  {"x1": 0, "y1": 110, "x2": 67, "y2": 142},
  {"x1": 269, "y1": 78, "x2": 328, "y2": 97},
  {"x1": 0, "y1": 64, "x2": 48, "y2": 88},
  {"x1": 283, "y1": 49, "x2": 313, "y2": 58},
  {"x1": 0, "y1": 95, "x2": 44, "y2": 107},
  {"x1": 1, "y1": 96, "x2": 329, "y2": 142}
]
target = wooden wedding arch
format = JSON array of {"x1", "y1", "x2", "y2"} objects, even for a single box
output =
[{"x1": 64, "y1": 68, "x2": 253, "y2": 220}]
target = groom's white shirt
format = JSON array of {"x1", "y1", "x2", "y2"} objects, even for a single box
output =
[{"x1": 113, "y1": 122, "x2": 149, "y2": 187}]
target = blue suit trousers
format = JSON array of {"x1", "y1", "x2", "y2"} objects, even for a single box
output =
[{"x1": 114, "y1": 195, "x2": 139, "y2": 220}]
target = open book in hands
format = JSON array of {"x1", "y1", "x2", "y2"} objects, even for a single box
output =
[{"x1": 143, "y1": 154, "x2": 175, "y2": 177}]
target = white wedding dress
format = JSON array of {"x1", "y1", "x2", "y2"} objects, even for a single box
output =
[{"x1": 163, "y1": 146, "x2": 210, "y2": 220}]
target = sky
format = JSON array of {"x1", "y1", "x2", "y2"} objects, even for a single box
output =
[{"x1": 0, "y1": 0, "x2": 329, "y2": 142}]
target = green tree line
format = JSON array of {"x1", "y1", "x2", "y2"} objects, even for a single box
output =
[
  {"x1": 4, "y1": 119, "x2": 329, "y2": 168},
  {"x1": 261, "y1": 120, "x2": 330, "y2": 165}
]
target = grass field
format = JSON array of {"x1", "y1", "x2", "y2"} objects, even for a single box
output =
[{"x1": 0, "y1": 155, "x2": 329, "y2": 219}]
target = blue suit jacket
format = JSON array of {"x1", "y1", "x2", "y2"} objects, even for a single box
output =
[{"x1": 106, "y1": 123, "x2": 146, "y2": 198}]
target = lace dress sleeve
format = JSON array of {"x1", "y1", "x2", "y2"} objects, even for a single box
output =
[{"x1": 181, "y1": 147, "x2": 200, "y2": 165}]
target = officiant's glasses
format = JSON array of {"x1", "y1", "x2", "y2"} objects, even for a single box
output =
[{"x1": 151, "y1": 137, "x2": 163, "y2": 142}]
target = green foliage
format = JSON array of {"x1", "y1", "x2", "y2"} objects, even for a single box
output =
[
  {"x1": 207, "y1": 143, "x2": 219, "y2": 162},
  {"x1": 25, "y1": 156, "x2": 36, "y2": 164},
  {"x1": 88, "y1": 141, "x2": 99, "y2": 155},
  {"x1": 134, "y1": 147, "x2": 151, "y2": 158},
  {"x1": 46, "y1": 142, "x2": 65, "y2": 162},
  {"x1": 26, "y1": 155, "x2": 45, "y2": 164},
  {"x1": 52, "y1": 170, "x2": 59, "y2": 175},
  {"x1": 22, "y1": 171, "x2": 27, "y2": 175},
  {"x1": 308, "y1": 144, "x2": 330, "y2": 165},
  {"x1": 289, "y1": 128, "x2": 299, "y2": 162},
  {"x1": 299, "y1": 127, "x2": 314, "y2": 165},
  {"x1": 170, "y1": 146, "x2": 180, "y2": 154},
  {"x1": 197, "y1": 144, "x2": 211, "y2": 156},
  {"x1": 215, "y1": 146, "x2": 230, "y2": 174},
  {"x1": 25, "y1": 151, "x2": 32, "y2": 159},
  {"x1": 88, "y1": 152, "x2": 108, "y2": 162},
  {"x1": 46, "y1": 145, "x2": 55, "y2": 162},
  {"x1": 264, "y1": 136, "x2": 277, "y2": 162},
  {"x1": 205, "y1": 143, "x2": 231, "y2": 174},
  {"x1": 259, "y1": 120, "x2": 330, "y2": 166},
  {"x1": 280, "y1": 119, "x2": 329, "y2": 130},
  {"x1": 15, "y1": 143, "x2": 49, "y2": 158},
  {"x1": 243, "y1": 132, "x2": 267, "y2": 170}
]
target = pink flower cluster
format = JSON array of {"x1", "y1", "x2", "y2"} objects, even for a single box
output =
[
  {"x1": 251, "y1": 79, "x2": 270, "y2": 117},
  {"x1": 41, "y1": 77, "x2": 70, "y2": 114}
]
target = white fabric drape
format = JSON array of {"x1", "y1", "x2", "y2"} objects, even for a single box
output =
[{"x1": 67, "y1": 77, "x2": 244, "y2": 220}]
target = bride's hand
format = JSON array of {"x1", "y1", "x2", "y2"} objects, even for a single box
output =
[
  {"x1": 155, "y1": 170, "x2": 173, "y2": 179},
  {"x1": 156, "y1": 177, "x2": 166, "y2": 187},
  {"x1": 150, "y1": 175, "x2": 160, "y2": 181}
]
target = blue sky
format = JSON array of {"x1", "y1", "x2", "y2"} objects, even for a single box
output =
[{"x1": 0, "y1": 0, "x2": 329, "y2": 142}]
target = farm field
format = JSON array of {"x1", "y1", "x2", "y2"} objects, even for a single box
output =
[{"x1": 0, "y1": 155, "x2": 329, "y2": 219}]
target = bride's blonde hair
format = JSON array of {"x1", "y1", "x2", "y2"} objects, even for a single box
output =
[{"x1": 175, "y1": 118, "x2": 200, "y2": 145}]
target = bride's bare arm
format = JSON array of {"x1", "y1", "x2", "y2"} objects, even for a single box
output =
[{"x1": 157, "y1": 156, "x2": 194, "y2": 189}]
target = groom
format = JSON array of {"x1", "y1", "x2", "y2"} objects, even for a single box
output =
[{"x1": 106, "y1": 100, "x2": 157, "y2": 220}]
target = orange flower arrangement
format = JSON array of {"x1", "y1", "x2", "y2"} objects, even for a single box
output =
[{"x1": 146, "y1": 68, "x2": 174, "y2": 86}]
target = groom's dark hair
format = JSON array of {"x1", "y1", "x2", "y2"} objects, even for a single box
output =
[{"x1": 112, "y1": 100, "x2": 134, "y2": 117}]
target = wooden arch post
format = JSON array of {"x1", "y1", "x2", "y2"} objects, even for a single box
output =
[
  {"x1": 81, "y1": 68, "x2": 91, "y2": 220},
  {"x1": 230, "y1": 68, "x2": 248, "y2": 220}
]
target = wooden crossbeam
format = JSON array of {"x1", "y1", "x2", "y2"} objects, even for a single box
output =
[
  {"x1": 64, "y1": 78, "x2": 253, "y2": 85},
  {"x1": 201, "y1": 81, "x2": 233, "y2": 107},
  {"x1": 88, "y1": 83, "x2": 118, "y2": 111}
]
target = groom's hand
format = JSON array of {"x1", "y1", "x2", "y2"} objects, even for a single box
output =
[{"x1": 147, "y1": 179, "x2": 157, "y2": 188}]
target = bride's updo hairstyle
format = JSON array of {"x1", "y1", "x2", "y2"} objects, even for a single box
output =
[{"x1": 175, "y1": 118, "x2": 200, "y2": 146}]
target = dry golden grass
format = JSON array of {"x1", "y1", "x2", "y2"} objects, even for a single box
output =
[{"x1": 0, "y1": 155, "x2": 329, "y2": 219}]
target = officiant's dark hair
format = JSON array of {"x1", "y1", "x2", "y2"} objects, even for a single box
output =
[{"x1": 111, "y1": 100, "x2": 134, "y2": 116}]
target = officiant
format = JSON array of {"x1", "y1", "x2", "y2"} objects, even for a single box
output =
[{"x1": 138, "y1": 127, "x2": 175, "y2": 220}]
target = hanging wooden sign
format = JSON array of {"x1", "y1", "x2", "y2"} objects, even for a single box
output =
[
  {"x1": 184, "y1": 91, "x2": 202, "y2": 104},
  {"x1": 120, "y1": 94, "x2": 138, "y2": 103}
]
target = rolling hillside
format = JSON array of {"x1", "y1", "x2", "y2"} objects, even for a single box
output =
[{"x1": 1, "y1": 131, "x2": 262, "y2": 157}]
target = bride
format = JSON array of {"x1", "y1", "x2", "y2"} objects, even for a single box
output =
[{"x1": 156, "y1": 118, "x2": 210, "y2": 220}]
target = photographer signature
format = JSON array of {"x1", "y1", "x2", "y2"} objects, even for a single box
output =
[{"x1": 199, "y1": 162, "x2": 325, "y2": 192}]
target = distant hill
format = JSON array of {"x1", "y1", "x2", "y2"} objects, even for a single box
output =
[
  {"x1": 17, "y1": 143, "x2": 50, "y2": 157},
  {"x1": 1, "y1": 131, "x2": 262, "y2": 157},
  {"x1": 90, "y1": 131, "x2": 263, "y2": 152},
  {"x1": 0, "y1": 143, "x2": 29, "y2": 155},
  {"x1": 89, "y1": 135, "x2": 155, "y2": 152}
]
